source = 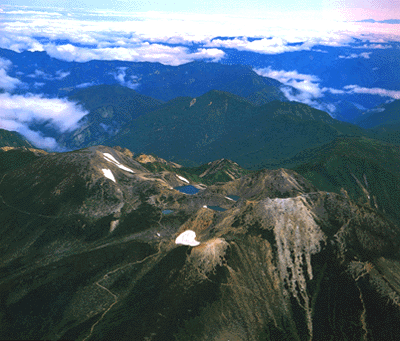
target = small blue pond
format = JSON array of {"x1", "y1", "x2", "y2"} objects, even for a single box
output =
[
  {"x1": 175, "y1": 185, "x2": 200, "y2": 195},
  {"x1": 208, "y1": 206, "x2": 227, "y2": 212},
  {"x1": 162, "y1": 210, "x2": 174, "y2": 215},
  {"x1": 227, "y1": 195, "x2": 240, "y2": 201}
]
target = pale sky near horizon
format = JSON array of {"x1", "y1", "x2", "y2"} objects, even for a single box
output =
[{"x1": 2, "y1": 0, "x2": 400, "y2": 20}]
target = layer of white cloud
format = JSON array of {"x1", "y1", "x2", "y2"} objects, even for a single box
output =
[
  {"x1": 344, "y1": 85, "x2": 400, "y2": 99},
  {"x1": 1, "y1": 8, "x2": 399, "y2": 65},
  {"x1": 338, "y1": 52, "x2": 371, "y2": 59},
  {"x1": 0, "y1": 93, "x2": 89, "y2": 149},
  {"x1": 44, "y1": 43, "x2": 225, "y2": 65},
  {"x1": 205, "y1": 37, "x2": 315, "y2": 54},
  {"x1": 0, "y1": 57, "x2": 23, "y2": 91}
]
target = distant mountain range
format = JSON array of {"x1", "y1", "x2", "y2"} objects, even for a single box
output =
[
  {"x1": 355, "y1": 99, "x2": 400, "y2": 128},
  {"x1": 2, "y1": 46, "x2": 398, "y2": 126},
  {"x1": 104, "y1": 90, "x2": 367, "y2": 168},
  {"x1": 0, "y1": 48, "x2": 289, "y2": 104},
  {"x1": 357, "y1": 19, "x2": 400, "y2": 24}
]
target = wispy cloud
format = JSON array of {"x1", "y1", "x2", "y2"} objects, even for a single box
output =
[
  {"x1": 0, "y1": 57, "x2": 23, "y2": 91},
  {"x1": 0, "y1": 93, "x2": 89, "y2": 150},
  {"x1": 338, "y1": 52, "x2": 371, "y2": 59},
  {"x1": 344, "y1": 85, "x2": 400, "y2": 99},
  {"x1": 352, "y1": 43, "x2": 392, "y2": 49},
  {"x1": 33, "y1": 82, "x2": 45, "y2": 88},
  {"x1": 254, "y1": 67, "x2": 338, "y2": 112},
  {"x1": 255, "y1": 66, "x2": 400, "y2": 106},
  {"x1": 27, "y1": 69, "x2": 70, "y2": 80},
  {"x1": 110, "y1": 67, "x2": 139, "y2": 89},
  {"x1": 255, "y1": 67, "x2": 324, "y2": 97},
  {"x1": 6, "y1": 10, "x2": 63, "y2": 16},
  {"x1": 76, "y1": 81, "x2": 96, "y2": 89}
]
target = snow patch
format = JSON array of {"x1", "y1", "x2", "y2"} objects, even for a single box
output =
[
  {"x1": 103, "y1": 153, "x2": 119, "y2": 164},
  {"x1": 225, "y1": 196, "x2": 235, "y2": 201},
  {"x1": 175, "y1": 230, "x2": 200, "y2": 247},
  {"x1": 103, "y1": 152, "x2": 134, "y2": 173},
  {"x1": 176, "y1": 174, "x2": 189, "y2": 183},
  {"x1": 102, "y1": 168, "x2": 116, "y2": 183},
  {"x1": 116, "y1": 164, "x2": 135, "y2": 173}
]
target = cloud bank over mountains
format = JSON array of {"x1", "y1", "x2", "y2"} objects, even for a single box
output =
[
  {"x1": 44, "y1": 43, "x2": 225, "y2": 65},
  {"x1": 0, "y1": 5, "x2": 399, "y2": 148},
  {"x1": 0, "y1": 6, "x2": 399, "y2": 65},
  {"x1": 0, "y1": 56, "x2": 88, "y2": 150},
  {"x1": 0, "y1": 92, "x2": 88, "y2": 150}
]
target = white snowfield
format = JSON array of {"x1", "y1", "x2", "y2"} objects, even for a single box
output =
[
  {"x1": 103, "y1": 153, "x2": 119, "y2": 164},
  {"x1": 176, "y1": 174, "x2": 189, "y2": 183},
  {"x1": 102, "y1": 168, "x2": 116, "y2": 183},
  {"x1": 175, "y1": 230, "x2": 200, "y2": 246},
  {"x1": 103, "y1": 153, "x2": 134, "y2": 173},
  {"x1": 225, "y1": 196, "x2": 235, "y2": 201}
]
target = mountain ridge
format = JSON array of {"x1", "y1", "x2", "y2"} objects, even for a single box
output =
[
  {"x1": 1, "y1": 145, "x2": 400, "y2": 340},
  {"x1": 105, "y1": 90, "x2": 367, "y2": 169}
]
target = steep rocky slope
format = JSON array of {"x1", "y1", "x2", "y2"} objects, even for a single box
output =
[{"x1": 0, "y1": 146, "x2": 400, "y2": 340}]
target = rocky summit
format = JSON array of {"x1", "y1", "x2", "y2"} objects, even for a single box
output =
[{"x1": 0, "y1": 146, "x2": 400, "y2": 340}]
